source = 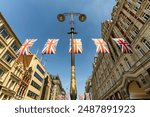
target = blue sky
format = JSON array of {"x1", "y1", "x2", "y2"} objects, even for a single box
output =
[{"x1": 0, "y1": 0, "x2": 116, "y2": 97}]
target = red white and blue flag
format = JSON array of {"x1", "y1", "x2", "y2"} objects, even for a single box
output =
[
  {"x1": 17, "y1": 39, "x2": 37, "y2": 55},
  {"x1": 113, "y1": 38, "x2": 132, "y2": 53},
  {"x1": 42, "y1": 39, "x2": 59, "y2": 55},
  {"x1": 69, "y1": 39, "x2": 83, "y2": 54},
  {"x1": 92, "y1": 38, "x2": 110, "y2": 54}
]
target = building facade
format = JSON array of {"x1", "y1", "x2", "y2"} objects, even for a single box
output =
[
  {"x1": 0, "y1": 12, "x2": 24, "y2": 100},
  {"x1": 17, "y1": 55, "x2": 66, "y2": 100},
  {"x1": 40, "y1": 73, "x2": 53, "y2": 100},
  {"x1": 91, "y1": 0, "x2": 150, "y2": 100},
  {"x1": 15, "y1": 66, "x2": 33, "y2": 99},
  {"x1": 51, "y1": 76, "x2": 66, "y2": 100},
  {"x1": 85, "y1": 77, "x2": 93, "y2": 100},
  {"x1": 17, "y1": 55, "x2": 48, "y2": 100}
]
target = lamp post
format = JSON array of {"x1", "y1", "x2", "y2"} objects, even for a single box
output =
[{"x1": 57, "y1": 12, "x2": 86, "y2": 100}]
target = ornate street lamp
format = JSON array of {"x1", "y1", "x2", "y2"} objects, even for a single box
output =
[{"x1": 57, "y1": 12, "x2": 86, "y2": 100}]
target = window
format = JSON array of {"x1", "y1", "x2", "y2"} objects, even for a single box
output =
[
  {"x1": 3, "y1": 54, "x2": 13, "y2": 63},
  {"x1": 126, "y1": 18, "x2": 132, "y2": 26},
  {"x1": 11, "y1": 43, "x2": 19, "y2": 52},
  {"x1": 127, "y1": 2, "x2": 131, "y2": 8},
  {"x1": 136, "y1": 45, "x2": 145, "y2": 56},
  {"x1": 27, "y1": 90, "x2": 39, "y2": 99},
  {"x1": 142, "y1": 13, "x2": 150, "y2": 21},
  {"x1": 142, "y1": 39, "x2": 150, "y2": 50},
  {"x1": 131, "y1": 26, "x2": 139, "y2": 39},
  {"x1": 34, "y1": 72, "x2": 43, "y2": 82},
  {"x1": 134, "y1": 27, "x2": 139, "y2": 34},
  {"x1": 0, "y1": 68, "x2": 4, "y2": 77},
  {"x1": 0, "y1": 27, "x2": 9, "y2": 39},
  {"x1": 120, "y1": 64, "x2": 125, "y2": 72},
  {"x1": 37, "y1": 64, "x2": 45, "y2": 75},
  {"x1": 137, "y1": 0, "x2": 144, "y2": 5},
  {"x1": 130, "y1": 34, "x2": 135, "y2": 40},
  {"x1": 31, "y1": 80, "x2": 41, "y2": 91},
  {"x1": 8, "y1": 80, "x2": 15, "y2": 90},
  {"x1": 124, "y1": 58, "x2": 131, "y2": 68},
  {"x1": 147, "y1": 4, "x2": 150, "y2": 11},
  {"x1": 134, "y1": 6, "x2": 139, "y2": 12}
]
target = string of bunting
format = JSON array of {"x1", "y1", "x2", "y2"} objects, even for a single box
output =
[{"x1": 17, "y1": 38, "x2": 132, "y2": 56}]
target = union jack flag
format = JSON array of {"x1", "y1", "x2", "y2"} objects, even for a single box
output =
[
  {"x1": 42, "y1": 39, "x2": 59, "y2": 55},
  {"x1": 113, "y1": 38, "x2": 132, "y2": 53},
  {"x1": 17, "y1": 39, "x2": 37, "y2": 55},
  {"x1": 69, "y1": 39, "x2": 83, "y2": 54},
  {"x1": 92, "y1": 38, "x2": 110, "y2": 54}
]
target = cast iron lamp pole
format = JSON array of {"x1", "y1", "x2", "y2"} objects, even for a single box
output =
[{"x1": 57, "y1": 12, "x2": 86, "y2": 100}]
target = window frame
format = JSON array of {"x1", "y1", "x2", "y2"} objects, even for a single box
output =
[
  {"x1": 31, "y1": 80, "x2": 41, "y2": 91},
  {"x1": 136, "y1": 45, "x2": 145, "y2": 56},
  {"x1": 36, "y1": 64, "x2": 45, "y2": 75},
  {"x1": 147, "y1": 4, "x2": 150, "y2": 11},
  {"x1": 124, "y1": 57, "x2": 131, "y2": 69},
  {"x1": 34, "y1": 72, "x2": 43, "y2": 82},
  {"x1": 27, "y1": 90, "x2": 39, "y2": 99},
  {"x1": 3, "y1": 53, "x2": 13, "y2": 64},
  {"x1": 0, "y1": 27, "x2": 10, "y2": 39},
  {"x1": 0, "y1": 68, "x2": 4, "y2": 77},
  {"x1": 142, "y1": 13, "x2": 150, "y2": 21},
  {"x1": 137, "y1": 0, "x2": 144, "y2": 5},
  {"x1": 11, "y1": 42, "x2": 19, "y2": 52},
  {"x1": 142, "y1": 39, "x2": 150, "y2": 50}
]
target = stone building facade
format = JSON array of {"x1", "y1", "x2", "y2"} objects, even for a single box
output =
[
  {"x1": 17, "y1": 55, "x2": 48, "y2": 100},
  {"x1": 0, "y1": 12, "x2": 24, "y2": 100},
  {"x1": 85, "y1": 77, "x2": 93, "y2": 100},
  {"x1": 40, "y1": 73, "x2": 53, "y2": 100},
  {"x1": 51, "y1": 76, "x2": 66, "y2": 100},
  {"x1": 91, "y1": 0, "x2": 150, "y2": 100}
]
